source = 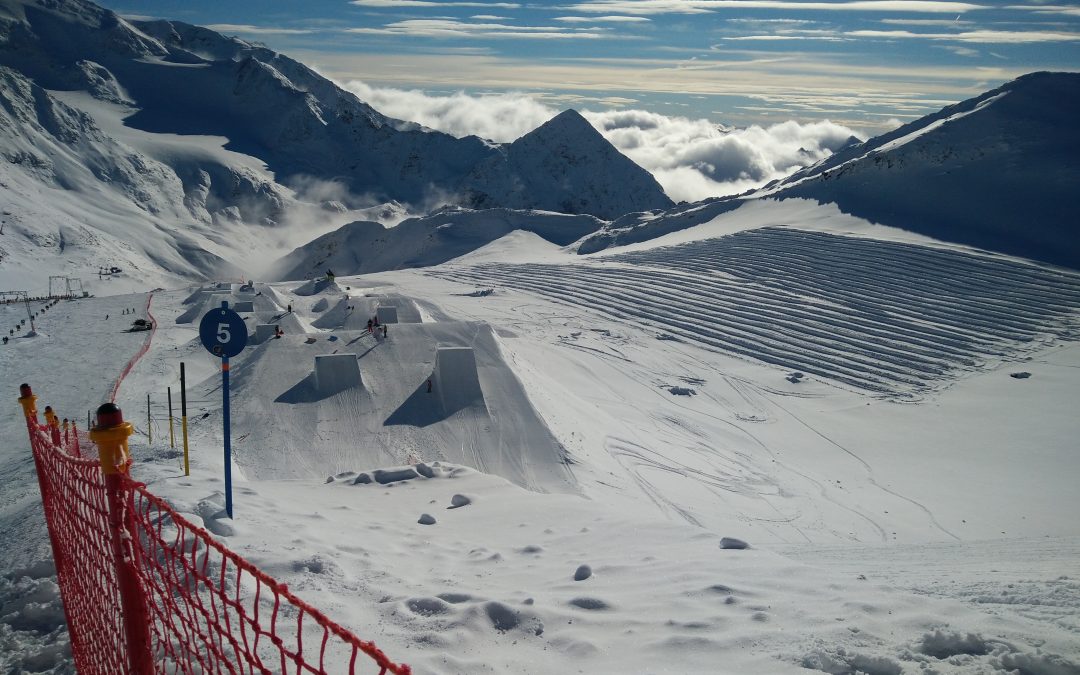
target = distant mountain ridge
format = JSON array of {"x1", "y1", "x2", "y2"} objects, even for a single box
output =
[
  {"x1": 767, "y1": 71, "x2": 1080, "y2": 268},
  {"x1": 0, "y1": 0, "x2": 671, "y2": 219},
  {"x1": 574, "y1": 72, "x2": 1080, "y2": 269}
]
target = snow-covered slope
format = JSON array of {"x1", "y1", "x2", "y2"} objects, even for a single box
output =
[
  {"x1": 3, "y1": 203, "x2": 1080, "y2": 672},
  {"x1": 575, "y1": 72, "x2": 1079, "y2": 264},
  {"x1": 272, "y1": 207, "x2": 604, "y2": 281},
  {"x1": 768, "y1": 71, "x2": 1080, "y2": 268},
  {"x1": 0, "y1": 63, "x2": 270, "y2": 288}
]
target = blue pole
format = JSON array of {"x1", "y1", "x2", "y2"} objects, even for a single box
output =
[
  {"x1": 223, "y1": 353, "x2": 233, "y2": 519},
  {"x1": 220, "y1": 300, "x2": 234, "y2": 520}
]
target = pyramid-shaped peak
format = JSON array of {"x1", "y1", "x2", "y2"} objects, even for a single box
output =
[{"x1": 525, "y1": 109, "x2": 599, "y2": 140}]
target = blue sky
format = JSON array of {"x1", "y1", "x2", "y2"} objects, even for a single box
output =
[{"x1": 103, "y1": 0, "x2": 1079, "y2": 131}]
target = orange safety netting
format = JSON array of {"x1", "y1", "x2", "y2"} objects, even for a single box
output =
[
  {"x1": 26, "y1": 415, "x2": 411, "y2": 675},
  {"x1": 110, "y1": 291, "x2": 158, "y2": 403}
]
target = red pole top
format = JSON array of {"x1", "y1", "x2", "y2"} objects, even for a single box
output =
[
  {"x1": 96, "y1": 403, "x2": 124, "y2": 429},
  {"x1": 19, "y1": 383, "x2": 32, "y2": 397}
]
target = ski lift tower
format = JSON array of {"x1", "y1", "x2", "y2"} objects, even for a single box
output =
[
  {"x1": 0, "y1": 290, "x2": 34, "y2": 332},
  {"x1": 48, "y1": 276, "x2": 84, "y2": 299}
]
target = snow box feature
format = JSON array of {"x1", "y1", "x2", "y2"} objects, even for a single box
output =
[
  {"x1": 376, "y1": 306, "x2": 398, "y2": 324},
  {"x1": 314, "y1": 354, "x2": 363, "y2": 394},
  {"x1": 254, "y1": 324, "x2": 278, "y2": 344},
  {"x1": 233, "y1": 301, "x2": 255, "y2": 313},
  {"x1": 434, "y1": 347, "x2": 484, "y2": 412}
]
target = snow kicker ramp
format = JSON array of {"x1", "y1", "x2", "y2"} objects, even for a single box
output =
[
  {"x1": 215, "y1": 321, "x2": 576, "y2": 493},
  {"x1": 312, "y1": 293, "x2": 422, "y2": 331},
  {"x1": 433, "y1": 227, "x2": 1080, "y2": 398},
  {"x1": 177, "y1": 284, "x2": 284, "y2": 324}
]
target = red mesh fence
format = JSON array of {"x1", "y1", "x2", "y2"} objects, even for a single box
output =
[
  {"x1": 27, "y1": 417, "x2": 127, "y2": 674},
  {"x1": 109, "y1": 292, "x2": 157, "y2": 403},
  {"x1": 25, "y1": 409, "x2": 411, "y2": 675}
]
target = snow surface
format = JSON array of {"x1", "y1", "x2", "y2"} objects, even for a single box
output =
[{"x1": 2, "y1": 207, "x2": 1079, "y2": 673}]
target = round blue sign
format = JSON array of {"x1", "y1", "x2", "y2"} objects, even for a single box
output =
[{"x1": 199, "y1": 305, "x2": 248, "y2": 358}]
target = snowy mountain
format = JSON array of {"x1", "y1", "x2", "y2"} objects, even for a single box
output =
[
  {"x1": 575, "y1": 72, "x2": 1080, "y2": 266},
  {"x1": 462, "y1": 110, "x2": 672, "y2": 217},
  {"x1": 0, "y1": 0, "x2": 670, "y2": 291},
  {"x1": 0, "y1": 0, "x2": 670, "y2": 215},
  {"x1": 769, "y1": 71, "x2": 1080, "y2": 268}
]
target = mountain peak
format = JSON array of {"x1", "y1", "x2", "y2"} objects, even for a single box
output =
[
  {"x1": 462, "y1": 108, "x2": 673, "y2": 219},
  {"x1": 525, "y1": 109, "x2": 601, "y2": 143}
]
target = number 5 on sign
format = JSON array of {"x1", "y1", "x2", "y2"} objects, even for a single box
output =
[
  {"x1": 198, "y1": 301, "x2": 248, "y2": 518},
  {"x1": 201, "y1": 307, "x2": 246, "y2": 358}
]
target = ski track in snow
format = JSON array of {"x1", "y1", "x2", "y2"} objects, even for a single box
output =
[{"x1": 431, "y1": 227, "x2": 1080, "y2": 398}]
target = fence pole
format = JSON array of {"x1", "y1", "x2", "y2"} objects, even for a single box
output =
[
  {"x1": 146, "y1": 393, "x2": 151, "y2": 445},
  {"x1": 18, "y1": 384, "x2": 83, "y2": 666},
  {"x1": 90, "y1": 403, "x2": 153, "y2": 674},
  {"x1": 18, "y1": 382, "x2": 38, "y2": 433},
  {"x1": 181, "y1": 362, "x2": 189, "y2": 476},
  {"x1": 168, "y1": 386, "x2": 175, "y2": 448},
  {"x1": 223, "y1": 354, "x2": 233, "y2": 518}
]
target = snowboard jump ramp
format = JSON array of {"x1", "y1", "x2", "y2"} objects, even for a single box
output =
[
  {"x1": 314, "y1": 354, "x2": 363, "y2": 394},
  {"x1": 434, "y1": 346, "x2": 484, "y2": 411},
  {"x1": 376, "y1": 305, "x2": 398, "y2": 324},
  {"x1": 254, "y1": 324, "x2": 278, "y2": 344}
]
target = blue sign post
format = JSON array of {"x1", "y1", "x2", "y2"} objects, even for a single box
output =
[{"x1": 199, "y1": 301, "x2": 247, "y2": 519}]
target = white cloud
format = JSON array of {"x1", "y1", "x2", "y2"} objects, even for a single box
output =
[
  {"x1": 351, "y1": 0, "x2": 521, "y2": 7},
  {"x1": 1005, "y1": 4, "x2": 1080, "y2": 18},
  {"x1": 343, "y1": 81, "x2": 557, "y2": 140},
  {"x1": 584, "y1": 109, "x2": 862, "y2": 201},
  {"x1": 346, "y1": 19, "x2": 614, "y2": 39},
  {"x1": 204, "y1": 24, "x2": 315, "y2": 36},
  {"x1": 879, "y1": 18, "x2": 975, "y2": 25},
  {"x1": 848, "y1": 28, "x2": 1080, "y2": 42},
  {"x1": 942, "y1": 45, "x2": 980, "y2": 56},
  {"x1": 564, "y1": 0, "x2": 985, "y2": 15},
  {"x1": 722, "y1": 34, "x2": 846, "y2": 40},
  {"x1": 340, "y1": 82, "x2": 864, "y2": 202},
  {"x1": 554, "y1": 15, "x2": 653, "y2": 22}
]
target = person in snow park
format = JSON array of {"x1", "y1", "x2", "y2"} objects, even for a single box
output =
[
  {"x1": 287, "y1": 304, "x2": 292, "y2": 313},
  {"x1": 374, "y1": 315, "x2": 380, "y2": 328},
  {"x1": 382, "y1": 324, "x2": 387, "y2": 338},
  {"x1": 274, "y1": 326, "x2": 284, "y2": 338},
  {"x1": 3, "y1": 336, "x2": 7, "y2": 344},
  {"x1": 105, "y1": 314, "x2": 108, "y2": 320},
  {"x1": 366, "y1": 318, "x2": 373, "y2": 333}
]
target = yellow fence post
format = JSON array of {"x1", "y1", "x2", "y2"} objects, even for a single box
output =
[
  {"x1": 89, "y1": 403, "x2": 153, "y2": 674},
  {"x1": 18, "y1": 383, "x2": 38, "y2": 428}
]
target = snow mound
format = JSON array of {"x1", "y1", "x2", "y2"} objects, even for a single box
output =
[{"x1": 292, "y1": 278, "x2": 341, "y2": 296}]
